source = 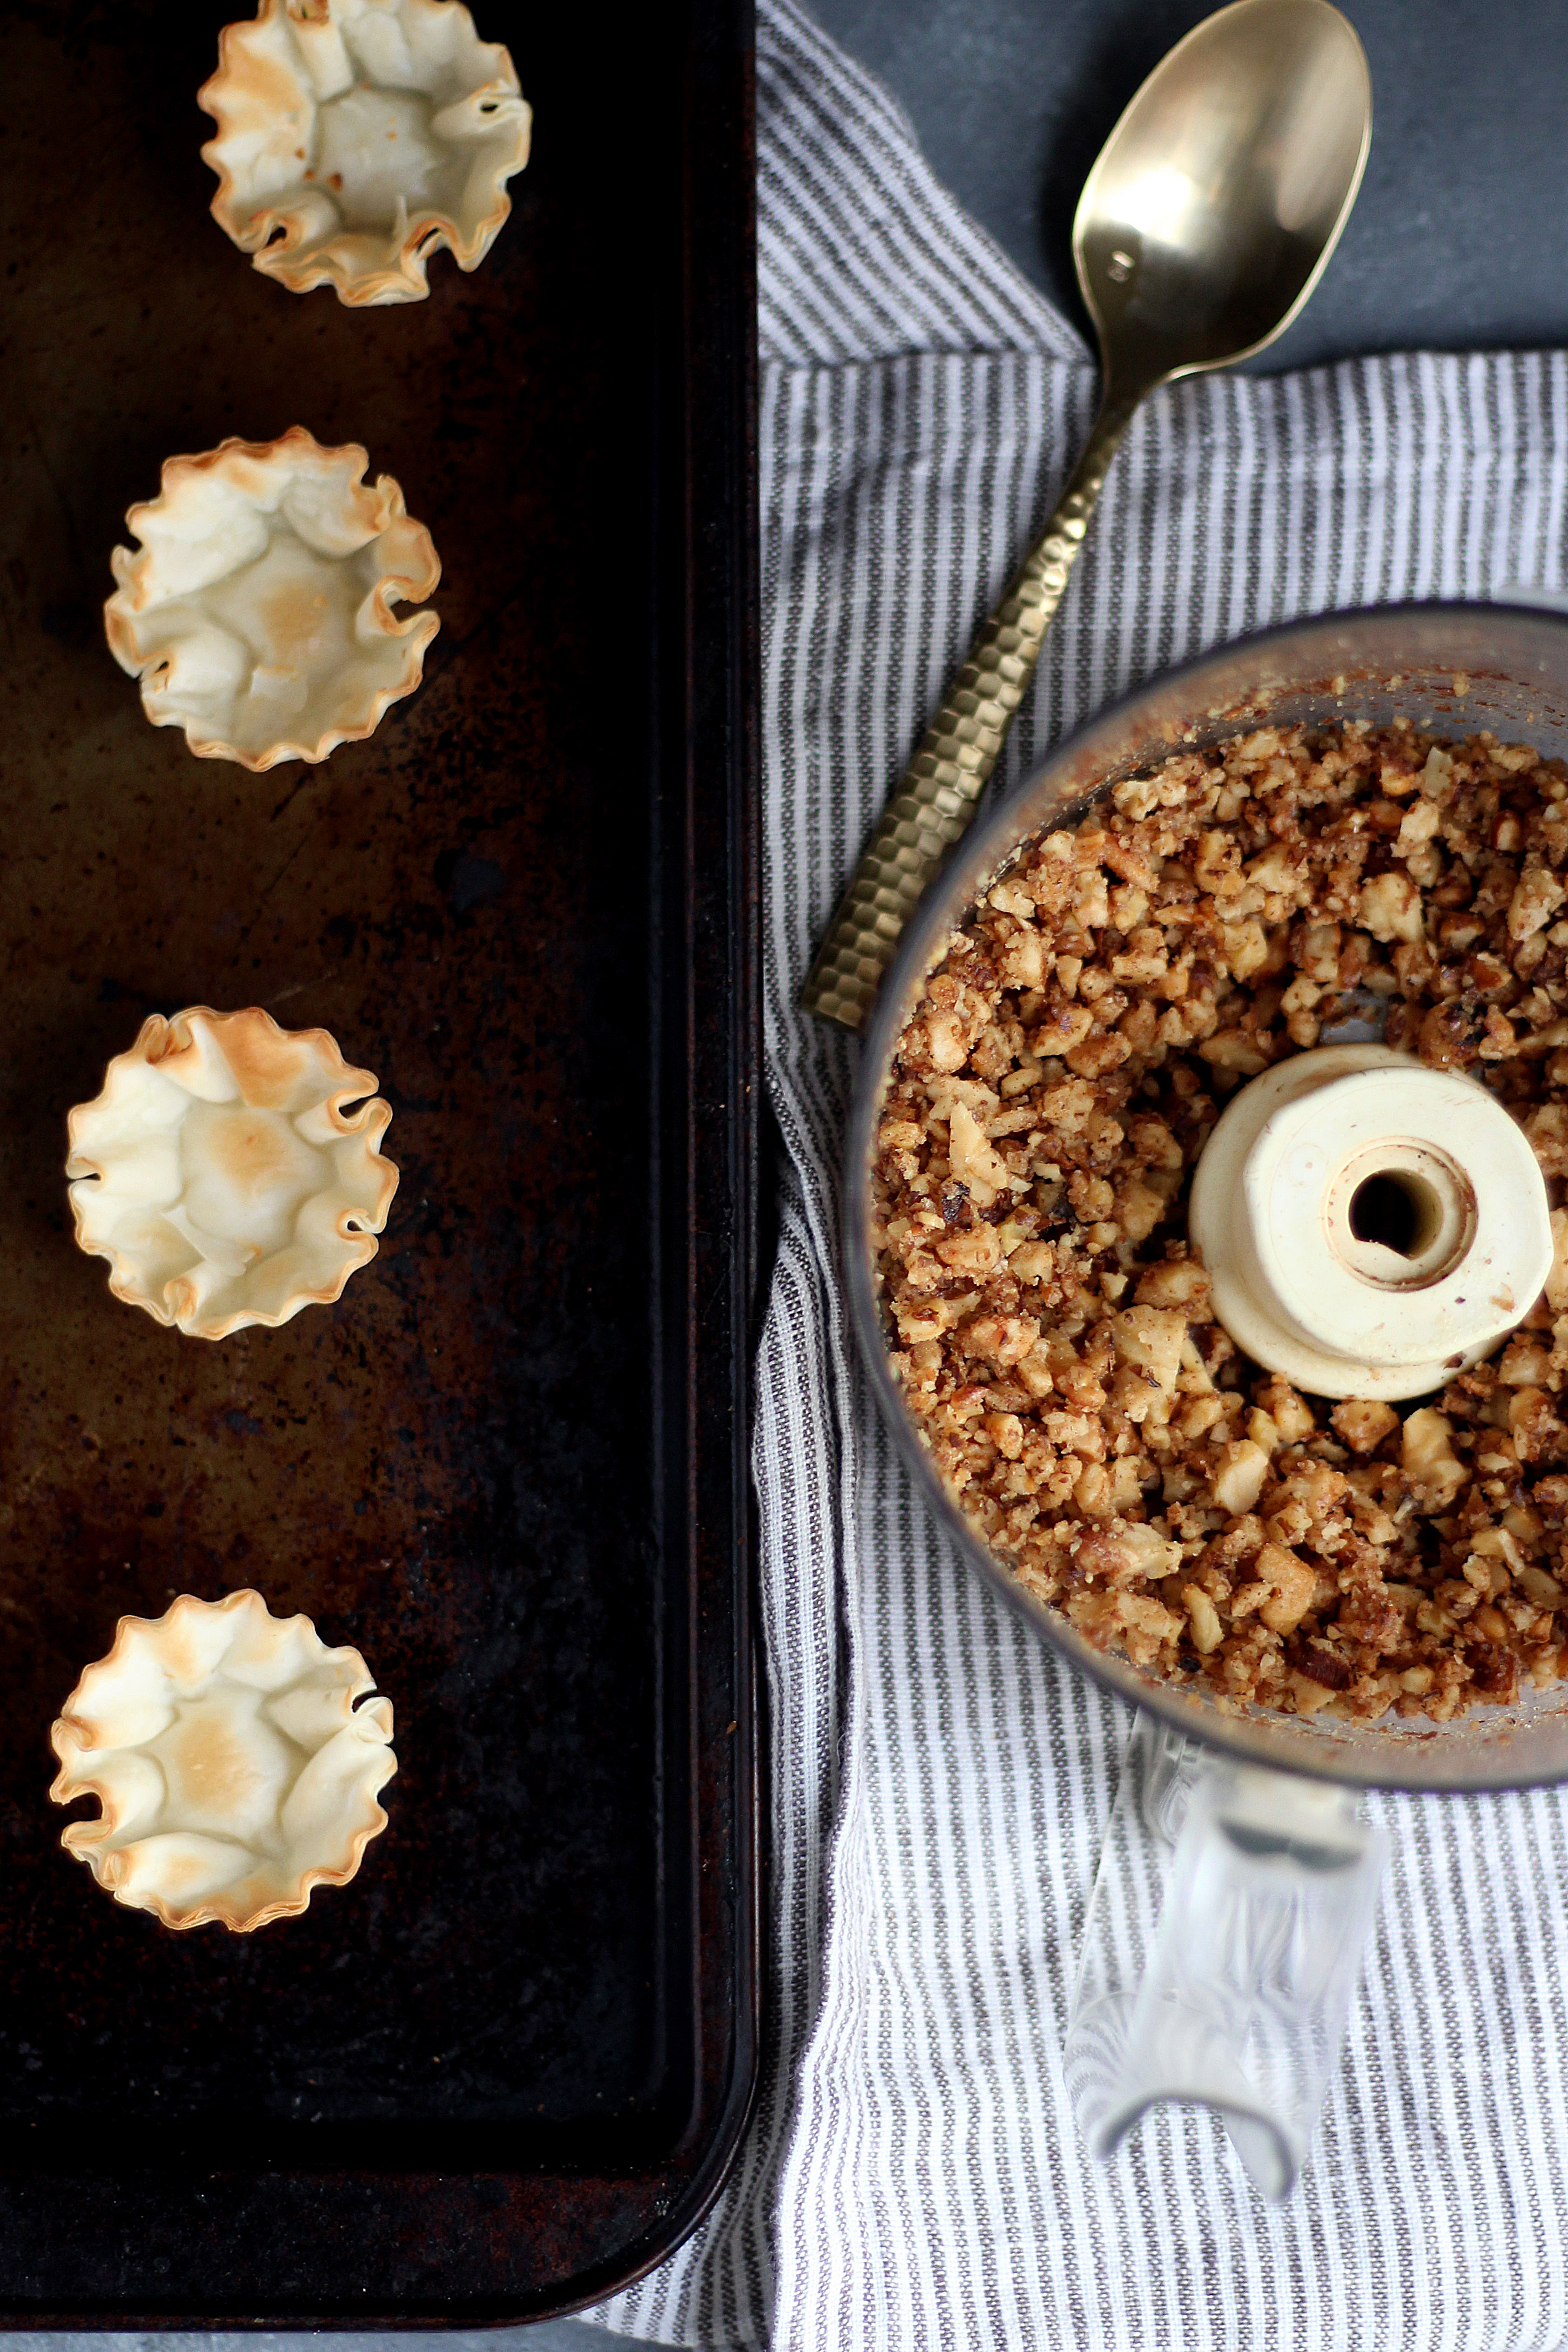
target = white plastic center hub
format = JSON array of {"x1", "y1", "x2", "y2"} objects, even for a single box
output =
[{"x1": 1187, "y1": 1044, "x2": 1553, "y2": 1401}]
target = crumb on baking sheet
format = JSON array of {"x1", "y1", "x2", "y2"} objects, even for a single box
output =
[{"x1": 873, "y1": 722, "x2": 1568, "y2": 1723}]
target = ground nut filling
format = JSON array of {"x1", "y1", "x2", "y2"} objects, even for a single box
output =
[{"x1": 873, "y1": 721, "x2": 1568, "y2": 1724}]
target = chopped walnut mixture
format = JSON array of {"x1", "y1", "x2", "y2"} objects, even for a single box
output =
[{"x1": 873, "y1": 721, "x2": 1568, "y2": 1723}]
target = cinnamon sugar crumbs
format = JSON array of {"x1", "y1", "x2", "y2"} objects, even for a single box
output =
[{"x1": 873, "y1": 722, "x2": 1568, "y2": 1724}]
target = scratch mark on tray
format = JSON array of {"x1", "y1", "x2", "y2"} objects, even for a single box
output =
[
  {"x1": 15, "y1": 384, "x2": 86, "y2": 588},
  {"x1": 268, "y1": 968, "x2": 340, "y2": 1010},
  {"x1": 269, "y1": 769, "x2": 323, "y2": 827},
  {"x1": 241, "y1": 835, "x2": 309, "y2": 943}
]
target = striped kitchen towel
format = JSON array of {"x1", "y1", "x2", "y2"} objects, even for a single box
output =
[{"x1": 590, "y1": 1, "x2": 1568, "y2": 2345}]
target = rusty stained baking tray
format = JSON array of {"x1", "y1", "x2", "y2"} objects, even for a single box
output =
[{"x1": 0, "y1": 0, "x2": 757, "y2": 2322}]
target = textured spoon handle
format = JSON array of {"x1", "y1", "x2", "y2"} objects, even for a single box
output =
[{"x1": 800, "y1": 398, "x2": 1135, "y2": 1031}]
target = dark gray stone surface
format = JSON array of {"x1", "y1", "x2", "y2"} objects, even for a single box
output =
[{"x1": 805, "y1": 0, "x2": 1568, "y2": 373}]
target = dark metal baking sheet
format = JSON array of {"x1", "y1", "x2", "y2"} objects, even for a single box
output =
[{"x1": 0, "y1": 0, "x2": 757, "y2": 2319}]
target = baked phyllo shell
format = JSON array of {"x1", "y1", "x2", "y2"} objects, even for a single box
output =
[
  {"x1": 50, "y1": 1588, "x2": 397, "y2": 1934},
  {"x1": 67, "y1": 1004, "x2": 398, "y2": 1341}
]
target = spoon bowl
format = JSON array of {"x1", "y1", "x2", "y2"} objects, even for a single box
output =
[{"x1": 1076, "y1": 0, "x2": 1372, "y2": 393}]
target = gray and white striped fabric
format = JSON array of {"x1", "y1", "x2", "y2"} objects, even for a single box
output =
[{"x1": 589, "y1": 3, "x2": 1568, "y2": 2345}]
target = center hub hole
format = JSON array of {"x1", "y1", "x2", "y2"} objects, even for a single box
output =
[{"x1": 1348, "y1": 1169, "x2": 1440, "y2": 1259}]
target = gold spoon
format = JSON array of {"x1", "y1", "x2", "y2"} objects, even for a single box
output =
[{"x1": 801, "y1": 0, "x2": 1372, "y2": 1029}]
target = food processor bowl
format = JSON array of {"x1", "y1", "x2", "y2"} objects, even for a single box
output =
[{"x1": 846, "y1": 600, "x2": 1568, "y2": 1796}]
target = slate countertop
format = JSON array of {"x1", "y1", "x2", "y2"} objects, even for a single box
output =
[{"x1": 810, "y1": 0, "x2": 1568, "y2": 374}]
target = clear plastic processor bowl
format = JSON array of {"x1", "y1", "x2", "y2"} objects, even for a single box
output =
[{"x1": 846, "y1": 600, "x2": 1568, "y2": 1794}]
